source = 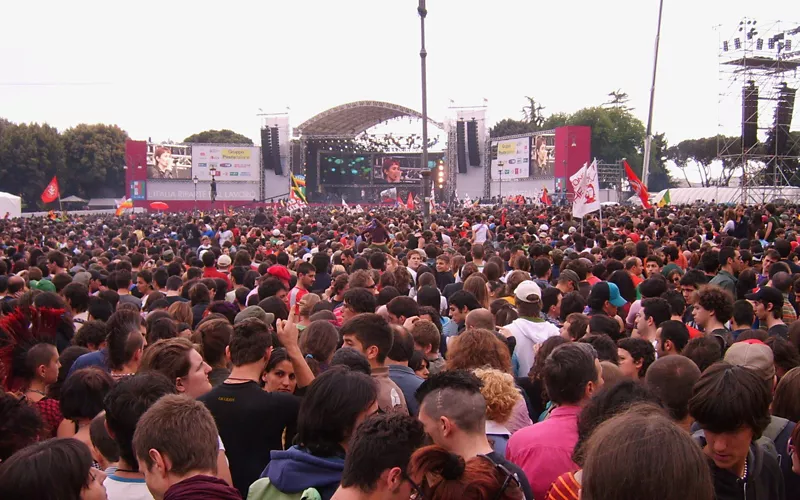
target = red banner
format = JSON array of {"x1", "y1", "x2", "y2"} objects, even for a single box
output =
[
  {"x1": 41, "y1": 176, "x2": 60, "y2": 204},
  {"x1": 624, "y1": 161, "x2": 650, "y2": 209},
  {"x1": 541, "y1": 187, "x2": 552, "y2": 206}
]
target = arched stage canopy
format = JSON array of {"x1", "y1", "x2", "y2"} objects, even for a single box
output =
[{"x1": 295, "y1": 100, "x2": 444, "y2": 137}]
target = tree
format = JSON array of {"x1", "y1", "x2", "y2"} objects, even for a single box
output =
[
  {"x1": 0, "y1": 122, "x2": 65, "y2": 208},
  {"x1": 183, "y1": 129, "x2": 253, "y2": 144},
  {"x1": 567, "y1": 106, "x2": 646, "y2": 174},
  {"x1": 489, "y1": 118, "x2": 534, "y2": 138},
  {"x1": 541, "y1": 112, "x2": 569, "y2": 131},
  {"x1": 521, "y1": 96, "x2": 546, "y2": 129},
  {"x1": 604, "y1": 89, "x2": 632, "y2": 111},
  {"x1": 645, "y1": 133, "x2": 677, "y2": 191},
  {"x1": 60, "y1": 124, "x2": 129, "y2": 199},
  {"x1": 666, "y1": 137, "x2": 719, "y2": 187}
]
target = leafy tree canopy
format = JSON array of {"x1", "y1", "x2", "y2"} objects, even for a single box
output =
[{"x1": 183, "y1": 129, "x2": 253, "y2": 145}]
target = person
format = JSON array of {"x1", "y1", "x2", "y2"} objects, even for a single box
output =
[
  {"x1": 656, "y1": 319, "x2": 691, "y2": 357},
  {"x1": 500, "y1": 281, "x2": 559, "y2": 378},
  {"x1": 261, "y1": 348, "x2": 298, "y2": 394},
  {"x1": 19, "y1": 342, "x2": 62, "y2": 436},
  {"x1": 731, "y1": 300, "x2": 756, "y2": 340},
  {"x1": 57, "y1": 367, "x2": 114, "y2": 447},
  {"x1": 199, "y1": 317, "x2": 313, "y2": 497},
  {"x1": 289, "y1": 262, "x2": 316, "y2": 317},
  {"x1": 0, "y1": 438, "x2": 108, "y2": 500},
  {"x1": 250, "y1": 367, "x2": 379, "y2": 500},
  {"x1": 132, "y1": 395, "x2": 241, "y2": 500},
  {"x1": 197, "y1": 319, "x2": 234, "y2": 387},
  {"x1": 444, "y1": 290, "x2": 482, "y2": 338},
  {"x1": 634, "y1": 297, "x2": 672, "y2": 343},
  {"x1": 414, "y1": 370, "x2": 533, "y2": 500},
  {"x1": 105, "y1": 308, "x2": 148, "y2": 380},
  {"x1": 682, "y1": 336, "x2": 724, "y2": 372},
  {"x1": 0, "y1": 391, "x2": 44, "y2": 461},
  {"x1": 689, "y1": 363, "x2": 785, "y2": 499},
  {"x1": 408, "y1": 446, "x2": 525, "y2": 500},
  {"x1": 644, "y1": 355, "x2": 701, "y2": 432},
  {"x1": 341, "y1": 313, "x2": 408, "y2": 414},
  {"x1": 148, "y1": 146, "x2": 175, "y2": 179},
  {"x1": 746, "y1": 286, "x2": 790, "y2": 339},
  {"x1": 90, "y1": 413, "x2": 119, "y2": 475},
  {"x1": 332, "y1": 412, "x2": 426, "y2": 500},
  {"x1": 473, "y1": 367, "x2": 521, "y2": 457},
  {"x1": 580, "y1": 406, "x2": 714, "y2": 500},
  {"x1": 116, "y1": 270, "x2": 142, "y2": 310},
  {"x1": 385, "y1": 325, "x2": 424, "y2": 416},
  {"x1": 386, "y1": 296, "x2": 419, "y2": 327},
  {"x1": 382, "y1": 158, "x2": 402, "y2": 183},
  {"x1": 693, "y1": 285, "x2": 734, "y2": 346},
  {"x1": 410, "y1": 319, "x2": 445, "y2": 375},
  {"x1": 709, "y1": 247, "x2": 740, "y2": 297},
  {"x1": 102, "y1": 372, "x2": 179, "y2": 499},
  {"x1": 505, "y1": 343, "x2": 603, "y2": 500},
  {"x1": 772, "y1": 367, "x2": 800, "y2": 423},
  {"x1": 616, "y1": 337, "x2": 655, "y2": 380}
]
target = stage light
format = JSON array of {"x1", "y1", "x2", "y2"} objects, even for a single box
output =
[
  {"x1": 787, "y1": 40, "x2": 792, "y2": 51},
  {"x1": 734, "y1": 38, "x2": 742, "y2": 50},
  {"x1": 757, "y1": 38, "x2": 763, "y2": 50},
  {"x1": 769, "y1": 38, "x2": 776, "y2": 50},
  {"x1": 723, "y1": 41, "x2": 729, "y2": 51}
]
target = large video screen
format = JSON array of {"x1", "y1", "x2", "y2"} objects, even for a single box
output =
[
  {"x1": 319, "y1": 154, "x2": 373, "y2": 185},
  {"x1": 146, "y1": 143, "x2": 192, "y2": 180},
  {"x1": 318, "y1": 152, "x2": 441, "y2": 185},
  {"x1": 490, "y1": 134, "x2": 554, "y2": 180},
  {"x1": 192, "y1": 145, "x2": 260, "y2": 182}
]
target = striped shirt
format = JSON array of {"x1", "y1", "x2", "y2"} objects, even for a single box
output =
[{"x1": 545, "y1": 471, "x2": 581, "y2": 500}]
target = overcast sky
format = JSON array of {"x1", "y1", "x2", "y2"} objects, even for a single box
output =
[{"x1": 1, "y1": 0, "x2": 797, "y2": 182}]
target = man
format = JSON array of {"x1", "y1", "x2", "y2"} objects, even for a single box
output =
[
  {"x1": 62, "y1": 282, "x2": 90, "y2": 331},
  {"x1": 731, "y1": 300, "x2": 756, "y2": 340},
  {"x1": 586, "y1": 282, "x2": 627, "y2": 320},
  {"x1": 107, "y1": 308, "x2": 148, "y2": 379},
  {"x1": 616, "y1": 337, "x2": 655, "y2": 381},
  {"x1": 472, "y1": 216, "x2": 491, "y2": 245},
  {"x1": 679, "y1": 269, "x2": 708, "y2": 328},
  {"x1": 689, "y1": 363, "x2": 784, "y2": 499},
  {"x1": 501, "y1": 281, "x2": 560, "y2": 378},
  {"x1": 104, "y1": 373, "x2": 180, "y2": 499},
  {"x1": 624, "y1": 257, "x2": 644, "y2": 288},
  {"x1": 385, "y1": 326, "x2": 424, "y2": 416},
  {"x1": 773, "y1": 238, "x2": 800, "y2": 274},
  {"x1": 201, "y1": 251, "x2": 232, "y2": 289},
  {"x1": 406, "y1": 249, "x2": 424, "y2": 285},
  {"x1": 644, "y1": 255, "x2": 662, "y2": 278},
  {"x1": 136, "y1": 269, "x2": 155, "y2": 309},
  {"x1": 332, "y1": 413, "x2": 426, "y2": 500},
  {"x1": 216, "y1": 254, "x2": 232, "y2": 279},
  {"x1": 634, "y1": 297, "x2": 672, "y2": 344},
  {"x1": 133, "y1": 395, "x2": 240, "y2": 500},
  {"x1": 770, "y1": 271, "x2": 797, "y2": 325},
  {"x1": 532, "y1": 257, "x2": 552, "y2": 290},
  {"x1": 116, "y1": 269, "x2": 142, "y2": 310},
  {"x1": 746, "y1": 286, "x2": 789, "y2": 339},
  {"x1": 164, "y1": 276, "x2": 188, "y2": 305},
  {"x1": 693, "y1": 285, "x2": 734, "y2": 345},
  {"x1": 645, "y1": 355, "x2": 701, "y2": 432},
  {"x1": 759, "y1": 248, "x2": 781, "y2": 285},
  {"x1": 540, "y1": 287, "x2": 562, "y2": 327},
  {"x1": 339, "y1": 288, "x2": 377, "y2": 325},
  {"x1": 660, "y1": 246, "x2": 682, "y2": 278},
  {"x1": 709, "y1": 246, "x2": 740, "y2": 297},
  {"x1": 216, "y1": 222, "x2": 234, "y2": 247},
  {"x1": 47, "y1": 250, "x2": 67, "y2": 276},
  {"x1": 341, "y1": 313, "x2": 408, "y2": 414},
  {"x1": 661, "y1": 289, "x2": 702, "y2": 338},
  {"x1": 656, "y1": 319, "x2": 691, "y2": 357},
  {"x1": 199, "y1": 318, "x2": 312, "y2": 497},
  {"x1": 444, "y1": 290, "x2": 482, "y2": 338},
  {"x1": 386, "y1": 296, "x2": 419, "y2": 327},
  {"x1": 415, "y1": 370, "x2": 533, "y2": 500},
  {"x1": 288, "y1": 262, "x2": 315, "y2": 316},
  {"x1": 554, "y1": 269, "x2": 580, "y2": 296},
  {"x1": 506, "y1": 343, "x2": 603, "y2": 500}
]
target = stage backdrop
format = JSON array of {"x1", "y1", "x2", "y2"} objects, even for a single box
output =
[{"x1": 490, "y1": 133, "x2": 555, "y2": 180}]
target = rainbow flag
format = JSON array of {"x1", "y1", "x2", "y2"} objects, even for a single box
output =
[
  {"x1": 115, "y1": 198, "x2": 133, "y2": 216},
  {"x1": 290, "y1": 174, "x2": 307, "y2": 203}
]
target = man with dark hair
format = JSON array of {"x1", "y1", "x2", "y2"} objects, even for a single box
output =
[
  {"x1": 164, "y1": 276, "x2": 188, "y2": 305},
  {"x1": 334, "y1": 413, "x2": 426, "y2": 500},
  {"x1": 105, "y1": 309, "x2": 147, "y2": 379},
  {"x1": 645, "y1": 355, "x2": 701, "y2": 432},
  {"x1": 617, "y1": 337, "x2": 655, "y2": 380},
  {"x1": 46, "y1": 250, "x2": 67, "y2": 276},
  {"x1": 693, "y1": 285, "x2": 734, "y2": 343},
  {"x1": 559, "y1": 291, "x2": 586, "y2": 322},
  {"x1": 540, "y1": 287, "x2": 562, "y2": 327},
  {"x1": 103, "y1": 372, "x2": 178, "y2": 498},
  {"x1": 115, "y1": 269, "x2": 142, "y2": 310},
  {"x1": 341, "y1": 313, "x2": 408, "y2": 414},
  {"x1": 656, "y1": 319, "x2": 690, "y2": 357},
  {"x1": 385, "y1": 296, "x2": 419, "y2": 327},
  {"x1": 340, "y1": 288, "x2": 377, "y2": 324},
  {"x1": 415, "y1": 370, "x2": 533, "y2": 499},
  {"x1": 635, "y1": 297, "x2": 672, "y2": 343},
  {"x1": 506, "y1": 343, "x2": 603, "y2": 499},
  {"x1": 289, "y1": 261, "x2": 315, "y2": 316},
  {"x1": 679, "y1": 268, "x2": 708, "y2": 328},
  {"x1": 444, "y1": 290, "x2": 482, "y2": 338},
  {"x1": 644, "y1": 255, "x2": 663, "y2": 278},
  {"x1": 586, "y1": 282, "x2": 627, "y2": 319},
  {"x1": 386, "y1": 325, "x2": 424, "y2": 416},
  {"x1": 770, "y1": 271, "x2": 797, "y2": 326},
  {"x1": 709, "y1": 246, "x2": 740, "y2": 297},
  {"x1": 532, "y1": 257, "x2": 551, "y2": 289},
  {"x1": 201, "y1": 250, "x2": 232, "y2": 289},
  {"x1": 661, "y1": 289, "x2": 702, "y2": 338},
  {"x1": 746, "y1": 286, "x2": 789, "y2": 339},
  {"x1": 502, "y1": 281, "x2": 560, "y2": 377},
  {"x1": 199, "y1": 318, "x2": 312, "y2": 497},
  {"x1": 701, "y1": 250, "x2": 720, "y2": 278},
  {"x1": 660, "y1": 245, "x2": 681, "y2": 278},
  {"x1": 72, "y1": 320, "x2": 108, "y2": 351},
  {"x1": 731, "y1": 299, "x2": 756, "y2": 340},
  {"x1": 682, "y1": 336, "x2": 723, "y2": 372},
  {"x1": 689, "y1": 363, "x2": 784, "y2": 499},
  {"x1": 63, "y1": 282, "x2": 90, "y2": 331}
]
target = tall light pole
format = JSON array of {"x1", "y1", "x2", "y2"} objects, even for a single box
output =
[
  {"x1": 193, "y1": 176, "x2": 199, "y2": 213},
  {"x1": 497, "y1": 161, "x2": 504, "y2": 201},
  {"x1": 418, "y1": 0, "x2": 431, "y2": 227},
  {"x1": 641, "y1": 0, "x2": 665, "y2": 189}
]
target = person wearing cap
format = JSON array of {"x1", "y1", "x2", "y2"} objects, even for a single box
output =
[
  {"x1": 555, "y1": 269, "x2": 580, "y2": 295},
  {"x1": 709, "y1": 247, "x2": 741, "y2": 298},
  {"x1": 746, "y1": 286, "x2": 789, "y2": 339},
  {"x1": 500, "y1": 281, "x2": 560, "y2": 378},
  {"x1": 201, "y1": 250, "x2": 232, "y2": 289},
  {"x1": 587, "y1": 282, "x2": 627, "y2": 320},
  {"x1": 217, "y1": 254, "x2": 232, "y2": 276}
]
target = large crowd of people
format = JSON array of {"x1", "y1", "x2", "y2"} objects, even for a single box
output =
[{"x1": 0, "y1": 200, "x2": 799, "y2": 499}]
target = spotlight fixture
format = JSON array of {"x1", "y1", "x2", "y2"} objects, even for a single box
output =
[
  {"x1": 723, "y1": 41, "x2": 729, "y2": 51},
  {"x1": 756, "y1": 38, "x2": 763, "y2": 50},
  {"x1": 734, "y1": 38, "x2": 742, "y2": 50}
]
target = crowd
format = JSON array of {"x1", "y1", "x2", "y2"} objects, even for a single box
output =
[{"x1": 0, "y1": 200, "x2": 799, "y2": 499}]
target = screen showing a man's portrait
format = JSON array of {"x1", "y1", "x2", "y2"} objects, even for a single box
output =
[{"x1": 147, "y1": 144, "x2": 192, "y2": 180}]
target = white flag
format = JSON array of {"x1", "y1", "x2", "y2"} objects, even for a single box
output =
[
  {"x1": 570, "y1": 160, "x2": 601, "y2": 218},
  {"x1": 341, "y1": 197, "x2": 349, "y2": 212}
]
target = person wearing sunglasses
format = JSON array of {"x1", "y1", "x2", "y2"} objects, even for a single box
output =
[{"x1": 332, "y1": 412, "x2": 426, "y2": 500}]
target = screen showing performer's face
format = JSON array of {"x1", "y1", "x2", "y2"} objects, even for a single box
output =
[{"x1": 383, "y1": 161, "x2": 402, "y2": 183}]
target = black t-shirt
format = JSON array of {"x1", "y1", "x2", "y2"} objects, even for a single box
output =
[
  {"x1": 769, "y1": 323, "x2": 789, "y2": 340},
  {"x1": 164, "y1": 295, "x2": 189, "y2": 306},
  {"x1": 198, "y1": 381, "x2": 300, "y2": 498},
  {"x1": 484, "y1": 451, "x2": 534, "y2": 500}
]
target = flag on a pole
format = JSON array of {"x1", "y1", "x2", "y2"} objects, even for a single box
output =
[
  {"x1": 115, "y1": 198, "x2": 133, "y2": 216},
  {"x1": 41, "y1": 176, "x2": 60, "y2": 204},
  {"x1": 397, "y1": 196, "x2": 406, "y2": 209},
  {"x1": 657, "y1": 189, "x2": 671, "y2": 207},
  {"x1": 624, "y1": 160, "x2": 651, "y2": 209},
  {"x1": 540, "y1": 187, "x2": 552, "y2": 206},
  {"x1": 341, "y1": 197, "x2": 349, "y2": 212},
  {"x1": 570, "y1": 160, "x2": 601, "y2": 218},
  {"x1": 290, "y1": 174, "x2": 307, "y2": 203},
  {"x1": 407, "y1": 192, "x2": 415, "y2": 211}
]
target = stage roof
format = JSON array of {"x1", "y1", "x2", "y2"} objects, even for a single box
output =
[{"x1": 295, "y1": 101, "x2": 444, "y2": 137}]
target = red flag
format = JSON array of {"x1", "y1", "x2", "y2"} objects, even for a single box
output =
[
  {"x1": 407, "y1": 192, "x2": 415, "y2": 211},
  {"x1": 501, "y1": 208, "x2": 507, "y2": 227},
  {"x1": 41, "y1": 176, "x2": 60, "y2": 204},
  {"x1": 624, "y1": 160, "x2": 651, "y2": 209},
  {"x1": 397, "y1": 196, "x2": 406, "y2": 209},
  {"x1": 540, "y1": 187, "x2": 552, "y2": 206}
]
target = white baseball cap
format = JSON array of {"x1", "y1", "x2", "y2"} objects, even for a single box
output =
[{"x1": 515, "y1": 280, "x2": 542, "y2": 303}]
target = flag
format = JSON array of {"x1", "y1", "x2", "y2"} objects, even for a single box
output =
[
  {"x1": 624, "y1": 160, "x2": 651, "y2": 209},
  {"x1": 397, "y1": 196, "x2": 406, "y2": 209},
  {"x1": 341, "y1": 197, "x2": 349, "y2": 212},
  {"x1": 41, "y1": 176, "x2": 60, "y2": 204},
  {"x1": 380, "y1": 187, "x2": 398, "y2": 203},
  {"x1": 501, "y1": 208, "x2": 507, "y2": 227},
  {"x1": 540, "y1": 187, "x2": 552, "y2": 206},
  {"x1": 658, "y1": 189, "x2": 671, "y2": 207},
  {"x1": 570, "y1": 160, "x2": 601, "y2": 218},
  {"x1": 115, "y1": 198, "x2": 133, "y2": 216},
  {"x1": 287, "y1": 198, "x2": 307, "y2": 212},
  {"x1": 47, "y1": 210, "x2": 57, "y2": 220},
  {"x1": 355, "y1": 204, "x2": 364, "y2": 213},
  {"x1": 429, "y1": 180, "x2": 436, "y2": 214},
  {"x1": 407, "y1": 192, "x2": 415, "y2": 211},
  {"x1": 290, "y1": 174, "x2": 307, "y2": 203}
]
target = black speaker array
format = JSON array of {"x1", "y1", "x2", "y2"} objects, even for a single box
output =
[
  {"x1": 261, "y1": 128, "x2": 274, "y2": 172},
  {"x1": 742, "y1": 83, "x2": 759, "y2": 150},
  {"x1": 270, "y1": 127, "x2": 282, "y2": 175},
  {"x1": 467, "y1": 119, "x2": 480, "y2": 166},
  {"x1": 456, "y1": 120, "x2": 468, "y2": 173},
  {"x1": 775, "y1": 85, "x2": 797, "y2": 156}
]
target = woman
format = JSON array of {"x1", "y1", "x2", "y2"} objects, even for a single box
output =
[
  {"x1": 250, "y1": 367, "x2": 378, "y2": 500},
  {"x1": 261, "y1": 348, "x2": 297, "y2": 393},
  {"x1": 473, "y1": 367, "x2": 521, "y2": 456},
  {"x1": 518, "y1": 336, "x2": 568, "y2": 421},
  {"x1": 19, "y1": 343, "x2": 62, "y2": 437},
  {"x1": 463, "y1": 274, "x2": 490, "y2": 310},
  {"x1": 197, "y1": 319, "x2": 234, "y2": 387},
  {"x1": 408, "y1": 445, "x2": 524, "y2": 500},
  {"x1": 168, "y1": 301, "x2": 193, "y2": 326},
  {"x1": 0, "y1": 438, "x2": 108, "y2": 500},
  {"x1": 299, "y1": 320, "x2": 339, "y2": 373},
  {"x1": 772, "y1": 366, "x2": 800, "y2": 423},
  {"x1": 409, "y1": 350, "x2": 430, "y2": 379},
  {"x1": 722, "y1": 208, "x2": 736, "y2": 235},
  {"x1": 57, "y1": 368, "x2": 114, "y2": 451},
  {"x1": 297, "y1": 294, "x2": 321, "y2": 332}
]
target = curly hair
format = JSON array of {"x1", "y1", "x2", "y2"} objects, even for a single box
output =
[
  {"x1": 695, "y1": 285, "x2": 734, "y2": 324},
  {"x1": 446, "y1": 328, "x2": 511, "y2": 373},
  {"x1": 472, "y1": 367, "x2": 520, "y2": 423}
]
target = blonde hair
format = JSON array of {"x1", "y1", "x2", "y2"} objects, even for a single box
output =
[
  {"x1": 473, "y1": 367, "x2": 521, "y2": 423},
  {"x1": 299, "y1": 293, "x2": 321, "y2": 318}
]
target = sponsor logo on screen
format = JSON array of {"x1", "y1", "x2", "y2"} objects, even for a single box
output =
[
  {"x1": 222, "y1": 149, "x2": 252, "y2": 160},
  {"x1": 220, "y1": 163, "x2": 233, "y2": 168},
  {"x1": 198, "y1": 163, "x2": 207, "y2": 168}
]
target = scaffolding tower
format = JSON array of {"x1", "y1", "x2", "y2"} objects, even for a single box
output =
[{"x1": 718, "y1": 18, "x2": 800, "y2": 204}]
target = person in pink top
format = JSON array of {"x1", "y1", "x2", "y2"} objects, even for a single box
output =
[{"x1": 505, "y1": 342, "x2": 604, "y2": 499}]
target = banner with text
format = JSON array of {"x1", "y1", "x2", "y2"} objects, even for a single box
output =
[
  {"x1": 192, "y1": 145, "x2": 261, "y2": 182},
  {"x1": 490, "y1": 138, "x2": 530, "y2": 180}
]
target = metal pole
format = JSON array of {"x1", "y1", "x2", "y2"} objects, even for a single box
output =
[
  {"x1": 419, "y1": 0, "x2": 431, "y2": 227},
  {"x1": 641, "y1": 0, "x2": 665, "y2": 189}
]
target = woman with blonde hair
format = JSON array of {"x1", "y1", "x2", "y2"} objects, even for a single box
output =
[
  {"x1": 463, "y1": 274, "x2": 490, "y2": 310},
  {"x1": 168, "y1": 300, "x2": 192, "y2": 326},
  {"x1": 297, "y1": 293, "x2": 321, "y2": 332},
  {"x1": 473, "y1": 367, "x2": 522, "y2": 456}
]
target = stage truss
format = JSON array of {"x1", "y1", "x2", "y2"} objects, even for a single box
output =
[{"x1": 718, "y1": 19, "x2": 800, "y2": 204}]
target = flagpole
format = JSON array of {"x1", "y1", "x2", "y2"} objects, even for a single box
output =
[{"x1": 641, "y1": 0, "x2": 665, "y2": 188}]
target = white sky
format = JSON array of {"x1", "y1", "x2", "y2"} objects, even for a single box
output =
[{"x1": 1, "y1": 0, "x2": 798, "y2": 183}]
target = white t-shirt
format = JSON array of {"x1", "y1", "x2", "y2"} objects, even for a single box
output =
[
  {"x1": 104, "y1": 474, "x2": 153, "y2": 500},
  {"x1": 218, "y1": 230, "x2": 234, "y2": 246},
  {"x1": 472, "y1": 224, "x2": 489, "y2": 243}
]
